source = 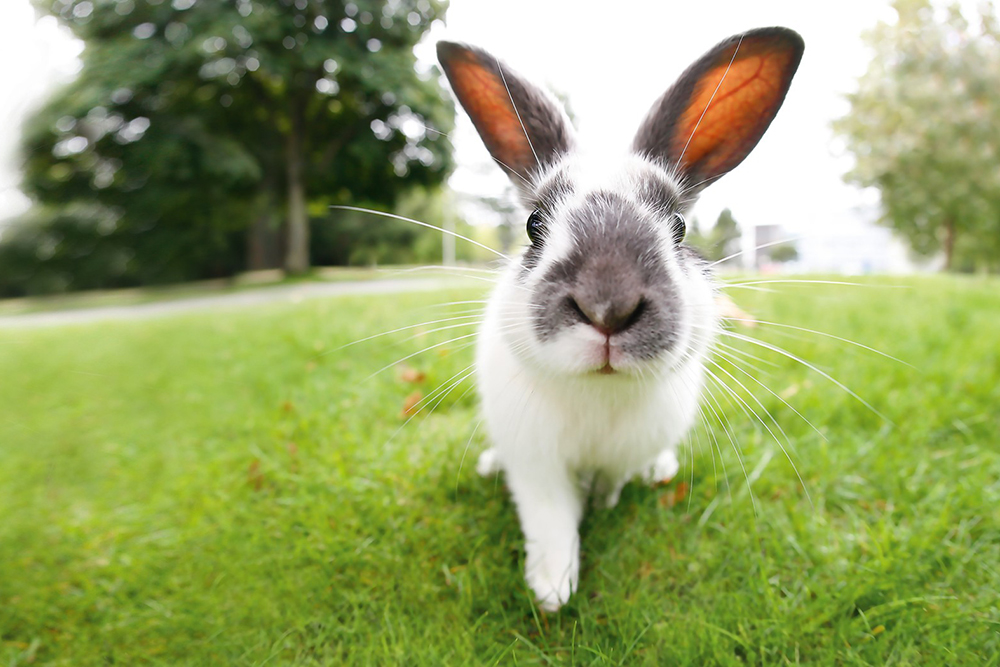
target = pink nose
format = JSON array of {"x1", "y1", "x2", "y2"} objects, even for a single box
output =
[{"x1": 567, "y1": 295, "x2": 646, "y2": 336}]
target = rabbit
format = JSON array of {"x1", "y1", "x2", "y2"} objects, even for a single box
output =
[{"x1": 436, "y1": 27, "x2": 804, "y2": 611}]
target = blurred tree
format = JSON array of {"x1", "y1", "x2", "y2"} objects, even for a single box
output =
[
  {"x1": 710, "y1": 208, "x2": 741, "y2": 263},
  {"x1": 682, "y1": 215, "x2": 710, "y2": 256},
  {"x1": 835, "y1": 0, "x2": 1000, "y2": 271},
  {"x1": 681, "y1": 210, "x2": 740, "y2": 263},
  {"x1": 4, "y1": 0, "x2": 454, "y2": 295},
  {"x1": 768, "y1": 243, "x2": 798, "y2": 264}
]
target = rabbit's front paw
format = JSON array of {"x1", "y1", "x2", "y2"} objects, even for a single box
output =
[
  {"x1": 475, "y1": 448, "x2": 501, "y2": 477},
  {"x1": 644, "y1": 449, "x2": 680, "y2": 485},
  {"x1": 525, "y1": 546, "x2": 578, "y2": 612}
]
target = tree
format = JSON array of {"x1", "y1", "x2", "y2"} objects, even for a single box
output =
[
  {"x1": 710, "y1": 208, "x2": 741, "y2": 263},
  {"x1": 768, "y1": 243, "x2": 798, "y2": 264},
  {"x1": 6, "y1": 0, "x2": 454, "y2": 294},
  {"x1": 834, "y1": 0, "x2": 1000, "y2": 272},
  {"x1": 681, "y1": 209, "x2": 741, "y2": 263}
]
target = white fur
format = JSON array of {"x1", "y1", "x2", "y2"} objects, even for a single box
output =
[{"x1": 475, "y1": 155, "x2": 719, "y2": 610}]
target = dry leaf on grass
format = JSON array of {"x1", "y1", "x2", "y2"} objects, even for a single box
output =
[
  {"x1": 247, "y1": 459, "x2": 263, "y2": 491},
  {"x1": 397, "y1": 365, "x2": 427, "y2": 384},
  {"x1": 716, "y1": 294, "x2": 757, "y2": 327},
  {"x1": 401, "y1": 390, "x2": 423, "y2": 418},
  {"x1": 780, "y1": 383, "x2": 800, "y2": 399},
  {"x1": 658, "y1": 481, "x2": 689, "y2": 509}
]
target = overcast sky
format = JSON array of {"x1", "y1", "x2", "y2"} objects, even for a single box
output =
[{"x1": 0, "y1": 0, "x2": 924, "y2": 267}]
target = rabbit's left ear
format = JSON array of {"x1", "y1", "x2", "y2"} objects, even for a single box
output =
[{"x1": 633, "y1": 28, "x2": 803, "y2": 192}]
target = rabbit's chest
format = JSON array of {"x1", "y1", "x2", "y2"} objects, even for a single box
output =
[{"x1": 553, "y1": 370, "x2": 702, "y2": 474}]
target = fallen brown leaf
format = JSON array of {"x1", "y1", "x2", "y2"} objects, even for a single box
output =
[
  {"x1": 248, "y1": 459, "x2": 263, "y2": 491},
  {"x1": 401, "y1": 390, "x2": 423, "y2": 418},
  {"x1": 716, "y1": 294, "x2": 757, "y2": 327},
  {"x1": 779, "y1": 383, "x2": 800, "y2": 399},
  {"x1": 398, "y1": 365, "x2": 427, "y2": 384},
  {"x1": 658, "y1": 481, "x2": 690, "y2": 509}
]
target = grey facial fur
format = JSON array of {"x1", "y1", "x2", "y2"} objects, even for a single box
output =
[
  {"x1": 530, "y1": 191, "x2": 683, "y2": 362},
  {"x1": 521, "y1": 169, "x2": 574, "y2": 273}
]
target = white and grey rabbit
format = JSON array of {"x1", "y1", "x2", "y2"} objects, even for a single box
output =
[{"x1": 436, "y1": 28, "x2": 804, "y2": 611}]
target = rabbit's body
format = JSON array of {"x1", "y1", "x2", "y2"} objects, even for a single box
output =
[
  {"x1": 437, "y1": 28, "x2": 803, "y2": 610},
  {"x1": 477, "y1": 278, "x2": 706, "y2": 489}
]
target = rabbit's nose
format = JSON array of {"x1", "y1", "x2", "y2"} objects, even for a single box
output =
[{"x1": 567, "y1": 295, "x2": 647, "y2": 336}]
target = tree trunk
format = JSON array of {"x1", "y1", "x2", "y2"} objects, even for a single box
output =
[
  {"x1": 943, "y1": 216, "x2": 955, "y2": 271},
  {"x1": 284, "y1": 100, "x2": 309, "y2": 275},
  {"x1": 247, "y1": 210, "x2": 283, "y2": 270},
  {"x1": 246, "y1": 183, "x2": 282, "y2": 271}
]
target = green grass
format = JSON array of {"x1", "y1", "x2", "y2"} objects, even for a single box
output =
[{"x1": 1, "y1": 275, "x2": 999, "y2": 665}]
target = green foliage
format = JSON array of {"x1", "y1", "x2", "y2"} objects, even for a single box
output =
[
  {"x1": 2, "y1": 275, "x2": 999, "y2": 663},
  {"x1": 768, "y1": 242, "x2": 798, "y2": 264},
  {"x1": 685, "y1": 208, "x2": 742, "y2": 263},
  {"x1": 2, "y1": 0, "x2": 455, "y2": 296},
  {"x1": 835, "y1": 0, "x2": 1000, "y2": 271}
]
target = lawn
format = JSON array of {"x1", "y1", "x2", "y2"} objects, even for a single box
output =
[{"x1": 1, "y1": 275, "x2": 998, "y2": 665}]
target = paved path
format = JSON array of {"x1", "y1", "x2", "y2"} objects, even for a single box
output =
[{"x1": 0, "y1": 278, "x2": 460, "y2": 329}]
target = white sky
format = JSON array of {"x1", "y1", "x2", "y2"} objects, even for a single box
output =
[
  {"x1": 0, "y1": 2, "x2": 81, "y2": 225},
  {"x1": 0, "y1": 0, "x2": 918, "y2": 268}
]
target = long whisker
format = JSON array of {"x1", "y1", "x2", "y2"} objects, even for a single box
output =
[
  {"x1": 456, "y1": 419, "x2": 484, "y2": 496},
  {"x1": 390, "y1": 265, "x2": 504, "y2": 276},
  {"x1": 724, "y1": 318, "x2": 914, "y2": 368},
  {"x1": 711, "y1": 351, "x2": 827, "y2": 443},
  {"x1": 723, "y1": 279, "x2": 909, "y2": 290},
  {"x1": 700, "y1": 374, "x2": 756, "y2": 515},
  {"x1": 364, "y1": 331, "x2": 480, "y2": 382},
  {"x1": 382, "y1": 365, "x2": 477, "y2": 448},
  {"x1": 715, "y1": 329, "x2": 892, "y2": 424},
  {"x1": 708, "y1": 235, "x2": 806, "y2": 268},
  {"x1": 706, "y1": 361, "x2": 813, "y2": 507},
  {"x1": 709, "y1": 345, "x2": 774, "y2": 381},
  {"x1": 492, "y1": 157, "x2": 532, "y2": 187},
  {"x1": 330, "y1": 205, "x2": 507, "y2": 259},
  {"x1": 325, "y1": 314, "x2": 483, "y2": 356}
]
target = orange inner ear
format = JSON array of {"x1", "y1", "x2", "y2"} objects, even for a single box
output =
[
  {"x1": 447, "y1": 58, "x2": 535, "y2": 172},
  {"x1": 674, "y1": 47, "x2": 797, "y2": 176}
]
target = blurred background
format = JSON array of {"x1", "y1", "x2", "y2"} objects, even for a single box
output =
[{"x1": 0, "y1": 0, "x2": 998, "y2": 299}]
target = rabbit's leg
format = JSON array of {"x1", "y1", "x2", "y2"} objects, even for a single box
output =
[
  {"x1": 505, "y1": 462, "x2": 584, "y2": 612},
  {"x1": 476, "y1": 448, "x2": 501, "y2": 477},
  {"x1": 592, "y1": 470, "x2": 627, "y2": 509},
  {"x1": 643, "y1": 448, "x2": 680, "y2": 484}
]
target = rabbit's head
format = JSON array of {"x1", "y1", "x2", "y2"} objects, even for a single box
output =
[{"x1": 438, "y1": 29, "x2": 803, "y2": 378}]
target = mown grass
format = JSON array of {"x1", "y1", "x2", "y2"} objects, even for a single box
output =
[{"x1": 1, "y1": 275, "x2": 998, "y2": 665}]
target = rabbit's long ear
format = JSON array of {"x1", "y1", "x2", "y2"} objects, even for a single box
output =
[
  {"x1": 632, "y1": 28, "x2": 803, "y2": 193},
  {"x1": 437, "y1": 41, "x2": 574, "y2": 185}
]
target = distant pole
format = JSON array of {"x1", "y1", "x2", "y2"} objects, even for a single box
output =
[
  {"x1": 744, "y1": 225, "x2": 756, "y2": 272},
  {"x1": 443, "y1": 216, "x2": 456, "y2": 266}
]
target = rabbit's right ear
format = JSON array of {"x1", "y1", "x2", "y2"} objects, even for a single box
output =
[{"x1": 437, "y1": 42, "x2": 574, "y2": 185}]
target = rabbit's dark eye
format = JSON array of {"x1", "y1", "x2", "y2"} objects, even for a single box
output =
[
  {"x1": 671, "y1": 212, "x2": 686, "y2": 244},
  {"x1": 526, "y1": 209, "x2": 545, "y2": 245}
]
